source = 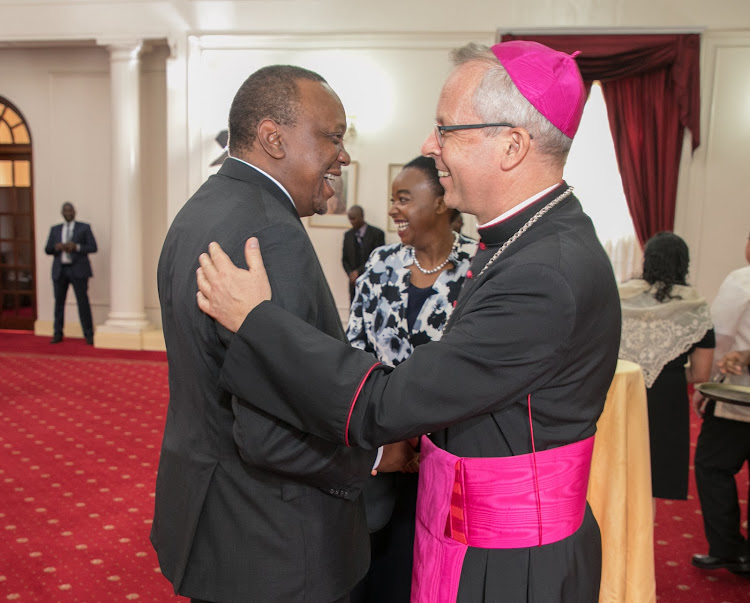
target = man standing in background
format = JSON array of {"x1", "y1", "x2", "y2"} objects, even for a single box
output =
[
  {"x1": 342, "y1": 205, "x2": 385, "y2": 302},
  {"x1": 693, "y1": 228, "x2": 750, "y2": 574},
  {"x1": 44, "y1": 201, "x2": 97, "y2": 345}
]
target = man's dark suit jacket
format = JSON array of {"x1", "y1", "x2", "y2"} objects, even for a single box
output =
[
  {"x1": 342, "y1": 224, "x2": 385, "y2": 299},
  {"x1": 152, "y1": 158, "x2": 376, "y2": 602},
  {"x1": 44, "y1": 221, "x2": 97, "y2": 279}
]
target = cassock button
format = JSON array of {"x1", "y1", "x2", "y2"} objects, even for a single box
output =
[
  {"x1": 452, "y1": 300, "x2": 457, "y2": 308},
  {"x1": 479, "y1": 241, "x2": 487, "y2": 250},
  {"x1": 466, "y1": 270, "x2": 473, "y2": 279}
]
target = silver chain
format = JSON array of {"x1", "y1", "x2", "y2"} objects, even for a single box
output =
[{"x1": 476, "y1": 187, "x2": 574, "y2": 280}]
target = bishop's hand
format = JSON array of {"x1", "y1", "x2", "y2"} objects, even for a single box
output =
[{"x1": 196, "y1": 237, "x2": 272, "y2": 333}]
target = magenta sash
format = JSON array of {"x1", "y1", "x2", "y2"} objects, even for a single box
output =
[{"x1": 411, "y1": 435, "x2": 595, "y2": 603}]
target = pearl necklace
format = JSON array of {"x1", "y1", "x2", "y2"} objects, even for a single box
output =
[{"x1": 412, "y1": 232, "x2": 459, "y2": 275}]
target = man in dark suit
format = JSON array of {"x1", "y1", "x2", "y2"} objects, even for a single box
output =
[
  {"x1": 152, "y1": 65, "x2": 411, "y2": 603},
  {"x1": 44, "y1": 202, "x2": 97, "y2": 345},
  {"x1": 342, "y1": 206, "x2": 384, "y2": 302}
]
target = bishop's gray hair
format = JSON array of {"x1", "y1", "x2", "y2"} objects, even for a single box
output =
[{"x1": 450, "y1": 43, "x2": 573, "y2": 161}]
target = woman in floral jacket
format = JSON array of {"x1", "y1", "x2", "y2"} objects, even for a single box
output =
[
  {"x1": 347, "y1": 156, "x2": 476, "y2": 603},
  {"x1": 347, "y1": 160, "x2": 476, "y2": 368}
]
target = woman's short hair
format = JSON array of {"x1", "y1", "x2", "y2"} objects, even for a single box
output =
[{"x1": 642, "y1": 231, "x2": 690, "y2": 302}]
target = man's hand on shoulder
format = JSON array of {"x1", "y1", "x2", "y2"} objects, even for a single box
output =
[{"x1": 197, "y1": 237, "x2": 272, "y2": 333}]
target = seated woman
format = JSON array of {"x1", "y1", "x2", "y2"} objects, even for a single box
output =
[
  {"x1": 618, "y1": 231, "x2": 715, "y2": 504},
  {"x1": 348, "y1": 156, "x2": 476, "y2": 602}
]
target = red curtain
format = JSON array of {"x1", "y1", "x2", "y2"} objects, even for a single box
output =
[{"x1": 501, "y1": 34, "x2": 701, "y2": 246}]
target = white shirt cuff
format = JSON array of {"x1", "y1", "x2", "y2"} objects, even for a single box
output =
[{"x1": 373, "y1": 446, "x2": 383, "y2": 471}]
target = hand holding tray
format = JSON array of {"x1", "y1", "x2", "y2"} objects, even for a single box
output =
[{"x1": 695, "y1": 382, "x2": 750, "y2": 407}]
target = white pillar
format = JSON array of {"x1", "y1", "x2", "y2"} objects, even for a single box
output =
[{"x1": 96, "y1": 39, "x2": 150, "y2": 349}]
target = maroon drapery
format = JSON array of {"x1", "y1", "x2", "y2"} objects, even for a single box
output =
[{"x1": 501, "y1": 34, "x2": 701, "y2": 246}]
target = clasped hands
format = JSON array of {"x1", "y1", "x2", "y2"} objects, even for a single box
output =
[
  {"x1": 373, "y1": 438, "x2": 421, "y2": 476},
  {"x1": 55, "y1": 241, "x2": 77, "y2": 253}
]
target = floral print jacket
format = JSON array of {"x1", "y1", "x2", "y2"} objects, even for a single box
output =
[{"x1": 346, "y1": 234, "x2": 477, "y2": 367}]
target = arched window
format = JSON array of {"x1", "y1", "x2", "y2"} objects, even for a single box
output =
[{"x1": 0, "y1": 97, "x2": 36, "y2": 330}]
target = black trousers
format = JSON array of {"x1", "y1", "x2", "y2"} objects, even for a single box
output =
[
  {"x1": 53, "y1": 265, "x2": 93, "y2": 338},
  {"x1": 694, "y1": 403, "x2": 750, "y2": 558},
  {"x1": 350, "y1": 476, "x2": 417, "y2": 603}
]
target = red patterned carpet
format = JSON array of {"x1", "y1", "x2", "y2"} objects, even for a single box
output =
[
  {"x1": 0, "y1": 332, "x2": 185, "y2": 602},
  {"x1": 652, "y1": 415, "x2": 750, "y2": 602},
  {"x1": 2, "y1": 331, "x2": 750, "y2": 601}
]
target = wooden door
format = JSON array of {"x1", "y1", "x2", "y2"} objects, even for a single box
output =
[{"x1": 0, "y1": 98, "x2": 35, "y2": 330}]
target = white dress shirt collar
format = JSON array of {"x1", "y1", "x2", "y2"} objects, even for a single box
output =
[
  {"x1": 478, "y1": 182, "x2": 562, "y2": 229},
  {"x1": 227, "y1": 156, "x2": 296, "y2": 210}
]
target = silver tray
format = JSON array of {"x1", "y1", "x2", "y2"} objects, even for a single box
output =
[{"x1": 696, "y1": 382, "x2": 750, "y2": 407}]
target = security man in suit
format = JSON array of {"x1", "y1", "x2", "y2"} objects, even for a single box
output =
[
  {"x1": 342, "y1": 206, "x2": 385, "y2": 302},
  {"x1": 44, "y1": 202, "x2": 97, "y2": 344}
]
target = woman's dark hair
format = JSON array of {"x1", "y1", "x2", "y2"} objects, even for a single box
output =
[
  {"x1": 402, "y1": 155, "x2": 445, "y2": 197},
  {"x1": 642, "y1": 231, "x2": 690, "y2": 302}
]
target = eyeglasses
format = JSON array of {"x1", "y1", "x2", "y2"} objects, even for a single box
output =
[{"x1": 434, "y1": 122, "x2": 530, "y2": 147}]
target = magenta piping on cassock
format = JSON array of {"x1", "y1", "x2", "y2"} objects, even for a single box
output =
[{"x1": 345, "y1": 362, "x2": 381, "y2": 447}]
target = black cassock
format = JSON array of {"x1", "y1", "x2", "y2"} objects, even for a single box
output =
[{"x1": 219, "y1": 184, "x2": 622, "y2": 602}]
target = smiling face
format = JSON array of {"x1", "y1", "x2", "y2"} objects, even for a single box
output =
[
  {"x1": 421, "y1": 62, "x2": 505, "y2": 224},
  {"x1": 278, "y1": 80, "x2": 350, "y2": 217},
  {"x1": 389, "y1": 166, "x2": 445, "y2": 248}
]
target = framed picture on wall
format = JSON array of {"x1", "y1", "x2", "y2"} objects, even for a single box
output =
[
  {"x1": 309, "y1": 161, "x2": 359, "y2": 228},
  {"x1": 386, "y1": 163, "x2": 405, "y2": 232}
]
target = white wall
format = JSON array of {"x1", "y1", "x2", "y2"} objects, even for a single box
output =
[
  {"x1": 675, "y1": 32, "x2": 750, "y2": 302},
  {"x1": 0, "y1": 0, "x2": 749, "y2": 333},
  {"x1": 0, "y1": 46, "x2": 112, "y2": 327},
  {"x1": 0, "y1": 43, "x2": 168, "y2": 330},
  {"x1": 1, "y1": 0, "x2": 749, "y2": 36}
]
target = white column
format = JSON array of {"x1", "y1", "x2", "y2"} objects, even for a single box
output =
[{"x1": 96, "y1": 39, "x2": 150, "y2": 348}]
